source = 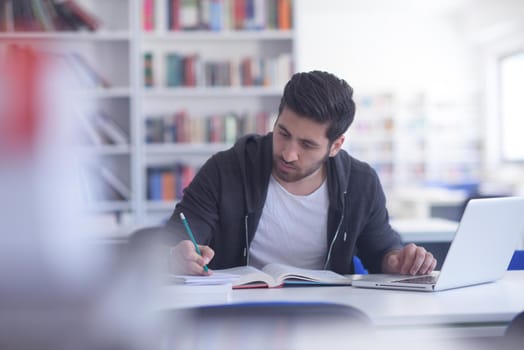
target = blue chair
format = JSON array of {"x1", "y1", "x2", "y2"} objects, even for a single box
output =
[
  {"x1": 508, "y1": 250, "x2": 524, "y2": 270},
  {"x1": 353, "y1": 256, "x2": 368, "y2": 274}
]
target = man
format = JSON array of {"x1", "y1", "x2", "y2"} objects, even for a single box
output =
[{"x1": 165, "y1": 70, "x2": 436, "y2": 276}]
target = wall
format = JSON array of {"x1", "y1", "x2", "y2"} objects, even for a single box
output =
[
  {"x1": 466, "y1": 0, "x2": 524, "y2": 194},
  {"x1": 294, "y1": 0, "x2": 524, "y2": 194},
  {"x1": 294, "y1": 0, "x2": 481, "y2": 99}
]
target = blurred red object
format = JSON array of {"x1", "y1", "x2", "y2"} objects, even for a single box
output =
[{"x1": 0, "y1": 43, "x2": 44, "y2": 156}]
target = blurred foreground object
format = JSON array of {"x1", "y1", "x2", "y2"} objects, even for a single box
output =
[{"x1": 0, "y1": 42, "x2": 161, "y2": 349}]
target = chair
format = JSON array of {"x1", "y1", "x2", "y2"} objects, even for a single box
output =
[
  {"x1": 353, "y1": 256, "x2": 368, "y2": 274},
  {"x1": 504, "y1": 310, "x2": 524, "y2": 349},
  {"x1": 508, "y1": 250, "x2": 524, "y2": 270},
  {"x1": 165, "y1": 302, "x2": 373, "y2": 349}
]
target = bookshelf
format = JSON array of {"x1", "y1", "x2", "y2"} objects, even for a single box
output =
[
  {"x1": 136, "y1": 0, "x2": 294, "y2": 225},
  {"x1": 346, "y1": 93, "x2": 396, "y2": 191},
  {"x1": 1, "y1": 0, "x2": 294, "y2": 232},
  {"x1": 345, "y1": 92, "x2": 482, "y2": 206},
  {"x1": 0, "y1": 0, "x2": 136, "y2": 232},
  {"x1": 0, "y1": 0, "x2": 135, "y2": 231}
]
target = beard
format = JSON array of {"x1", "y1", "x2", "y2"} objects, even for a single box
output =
[{"x1": 272, "y1": 151, "x2": 330, "y2": 183}]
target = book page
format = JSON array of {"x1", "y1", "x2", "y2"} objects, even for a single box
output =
[
  {"x1": 170, "y1": 272, "x2": 239, "y2": 286},
  {"x1": 262, "y1": 263, "x2": 352, "y2": 285},
  {"x1": 216, "y1": 265, "x2": 278, "y2": 288}
]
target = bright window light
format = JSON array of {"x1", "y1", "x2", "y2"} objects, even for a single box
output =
[{"x1": 499, "y1": 51, "x2": 524, "y2": 162}]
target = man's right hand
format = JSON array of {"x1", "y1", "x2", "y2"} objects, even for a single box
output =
[{"x1": 169, "y1": 240, "x2": 215, "y2": 275}]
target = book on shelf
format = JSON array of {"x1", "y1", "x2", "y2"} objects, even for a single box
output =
[
  {"x1": 207, "y1": 114, "x2": 223, "y2": 143},
  {"x1": 277, "y1": 0, "x2": 291, "y2": 30},
  {"x1": 190, "y1": 117, "x2": 206, "y2": 143},
  {"x1": 151, "y1": 0, "x2": 292, "y2": 32},
  {"x1": 179, "y1": 0, "x2": 199, "y2": 30},
  {"x1": 49, "y1": 0, "x2": 78, "y2": 30},
  {"x1": 223, "y1": 112, "x2": 238, "y2": 143},
  {"x1": 173, "y1": 263, "x2": 352, "y2": 289},
  {"x1": 144, "y1": 110, "x2": 274, "y2": 144},
  {"x1": 147, "y1": 165, "x2": 196, "y2": 201},
  {"x1": 208, "y1": 0, "x2": 222, "y2": 31},
  {"x1": 232, "y1": 0, "x2": 245, "y2": 30},
  {"x1": 148, "y1": 168, "x2": 163, "y2": 201},
  {"x1": 161, "y1": 171, "x2": 176, "y2": 201},
  {"x1": 180, "y1": 165, "x2": 194, "y2": 190},
  {"x1": 142, "y1": 0, "x2": 154, "y2": 31},
  {"x1": 170, "y1": 0, "x2": 181, "y2": 31},
  {"x1": 0, "y1": 0, "x2": 13, "y2": 31},
  {"x1": 10, "y1": 0, "x2": 41, "y2": 31},
  {"x1": 57, "y1": 0, "x2": 100, "y2": 31},
  {"x1": 12, "y1": 0, "x2": 102, "y2": 32},
  {"x1": 143, "y1": 52, "x2": 154, "y2": 87},
  {"x1": 30, "y1": 0, "x2": 53, "y2": 31},
  {"x1": 174, "y1": 110, "x2": 189, "y2": 142},
  {"x1": 166, "y1": 53, "x2": 184, "y2": 87},
  {"x1": 161, "y1": 51, "x2": 292, "y2": 88},
  {"x1": 145, "y1": 117, "x2": 165, "y2": 143}
]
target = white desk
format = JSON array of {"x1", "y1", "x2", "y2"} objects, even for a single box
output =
[
  {"x1": 158, "y1": 271, "x2": 524, "y2": 339},
  {"x1": 391, "y1": 218, "x2": 458, "y2": 243},
  {"x1": 390, "y1": 187, "x2": 467, "y2": 219}
]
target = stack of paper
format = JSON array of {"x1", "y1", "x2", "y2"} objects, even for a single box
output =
[{"x1": 169, "y1": 272, "x2": 240, "y2": 286}]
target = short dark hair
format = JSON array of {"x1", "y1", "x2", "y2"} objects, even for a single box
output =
[{"x1": 278, "y1": 71, "x2": 356, "y2": 142}]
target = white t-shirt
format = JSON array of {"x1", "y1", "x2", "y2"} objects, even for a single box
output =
[{"x1": 248, "y1": 175, "x2": 329, "y2": 270}]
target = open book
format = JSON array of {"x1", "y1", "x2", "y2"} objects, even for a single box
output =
[{"x1": 216, "y1": 263, "x2": 352, "y2": 288}]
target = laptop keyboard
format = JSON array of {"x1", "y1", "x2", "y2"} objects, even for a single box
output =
[{"x1": 393, "y1": 275, "x2": 437, "y2": 284}]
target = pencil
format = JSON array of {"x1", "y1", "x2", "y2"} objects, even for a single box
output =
[{"x1": 180, "y1": 212, "x2": 209, "y2": 272}]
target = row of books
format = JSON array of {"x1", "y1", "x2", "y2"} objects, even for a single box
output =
[
  {"x1": 145, "y1": 51, "x2": 292, "y2": 88},
  {"x1": 78, "y1": 110, "x2": 129, "y2": 146},
  {"x1": 0, "y1": 0, "x2": 100, "y2": 32},
  {"x1": 147, "y1": 165, "x2": 196, "y2": 201},
  {"x1": 145, "y1": 110, "x2": 276, "y2": 144},
  {"x1": 143, "y1": 0, "x2": 292, "y2": 32}
]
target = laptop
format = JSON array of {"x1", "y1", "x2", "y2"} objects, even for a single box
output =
[{"x1": 352, "y1": 197, "x2": 524, "y2": 292}]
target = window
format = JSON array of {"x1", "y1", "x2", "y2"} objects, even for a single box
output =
[{"x1": 499, "y1": 51, "x2": 524, "y2": 162}]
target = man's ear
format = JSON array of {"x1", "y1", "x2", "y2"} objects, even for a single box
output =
[{"x1": 329, "y1": 135, "x2": 345, "y2": 157}]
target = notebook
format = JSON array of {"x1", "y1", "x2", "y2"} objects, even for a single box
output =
[{"x1": 352, "y1": 197, "x2": 524, "y2": 292}]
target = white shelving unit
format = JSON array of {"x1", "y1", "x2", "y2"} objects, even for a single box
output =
[
  {"x1": 0, "y1": 0, "x2": 135, "y2": 231},
  {"x1": 135, "y1": 0, "x2": 295, "y2": 225},
  {"x1": 0, "y1": 0, "x2": 294, "y2": 232},
  {"x1": 346, "y1": 91, "x2": 482, "y2": 205},
  {"x1": 345, "y1": 93, "x2": 396, "y2": 191}
]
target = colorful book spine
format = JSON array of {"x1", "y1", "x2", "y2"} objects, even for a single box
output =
[
  {"x1": 63, "y1": 0, "x2": 100, "y2": 31},
  {"x1": 147, "y1": 165, "x2": 196, "y2": 201},
  {"x1": 143, "y1": 0, "x2": 155, "y2": 31},
  {"x1": 144, "y1": 109, "x2": 274, "y2": 144},
  {"x1": 148, "y1": 168, "x2": 163, "y2": 200},
  {"x1": 209, "y1": 0, "x2": 222, "y2": 31},
  {"x1": 157, "y1": 0, "x2": 291, "y2": 31},
  {"x1": 277, "y1": 0, "x2": 291, "y2": 30},
  {"x1": 144, "y1": 52, "x2": 154, "y2": 87},
  {"x1": 161, "y1": 170, "x2": 176, "y2": 201}
]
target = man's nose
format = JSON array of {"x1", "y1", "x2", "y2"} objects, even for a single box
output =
[{"x1": 282, "y1": 143, "x2": 298, "y2": 163}]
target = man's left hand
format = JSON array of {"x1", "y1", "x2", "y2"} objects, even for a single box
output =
[{"x1": 382, "y1": 243, "x2": 437, "y2": 275}]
